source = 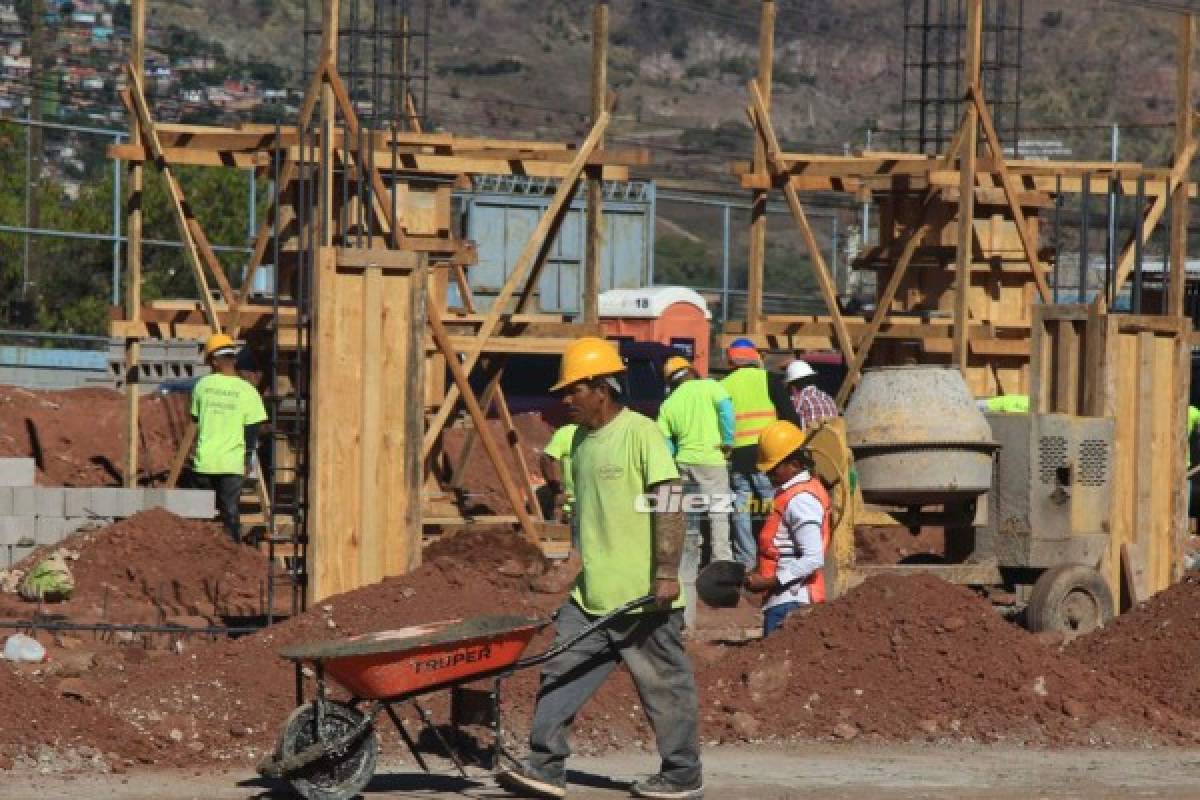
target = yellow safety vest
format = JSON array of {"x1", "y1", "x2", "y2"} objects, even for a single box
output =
[{"x1": 721, "y1": 367, "x2": 777, "y2": 449}]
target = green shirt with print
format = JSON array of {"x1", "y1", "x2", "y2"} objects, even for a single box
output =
[
  {"x1": 570, "y1": 408, "x2": 683, "y2": 615},
  {"x1": 657, "y1": 378, "x2": 730, "y2": 466},
  {"x1": 190, "y1": 373, "x2": 268, "y2": 475},
  {"x1": 543, "y1": 423, "x2": 580, "y2": 511}
]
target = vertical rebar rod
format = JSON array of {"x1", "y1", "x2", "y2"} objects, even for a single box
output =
[
  {"x1": 1053, "y1": 174, "x2": 1062, "y2": 302},
  {"x1": 721, "y1": 203, "x2": 730, "y2": 323},
  {"x1": 901, "y1": 0, "x2": 911, "y2": 149},
  {"x1": 1013, "y1": 0, "x2": 1024, "y2": 156},
  {"x1": 112, "y1": 133, "x2": 122, "y2": 306},
  {"x1": 267, "y1": 118, "x2": 282, "y2": 626},
  {"x1": 919, "y1": 0, "x2": 931, "y2": 151},
  {"x1": 935, "y1": 0, "x2": 947, "y2": 149}
]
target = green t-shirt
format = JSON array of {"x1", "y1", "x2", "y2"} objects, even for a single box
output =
[
  {"x1": 570, "y1": 408, "x2": 682, "y2": 615},
  {"x1": 190, "y1": 373, "x2": 268, "y2": 475},
  {"x1": 543, "y1": 423, "x2": 580, "y2": 508},
  {"x1": 657, "y1": 378, "x2": 730, "y2": 467},
  {"x1": 985, "y1": 394, "x2": 1030, "y2": 414}
]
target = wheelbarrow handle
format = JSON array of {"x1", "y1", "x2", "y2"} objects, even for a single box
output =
[{"x1": 513, "y1": 594, "x2": 656, "y2": 670}]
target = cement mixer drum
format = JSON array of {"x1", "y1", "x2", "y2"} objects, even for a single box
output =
[{"x1": 845, "y1": 366, "x2": 997, "y2": 506}]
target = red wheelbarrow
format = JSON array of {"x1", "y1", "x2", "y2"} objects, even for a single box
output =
[{"x1": 258, "y1": 594, "x2": 654, "y2": 800}]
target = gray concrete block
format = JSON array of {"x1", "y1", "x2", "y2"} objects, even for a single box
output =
[
  {"x1": 34, "y1": 488, "x2": 65, "y2": 517},
  {"x1": 64, "y1": 488, "x2": 94, "y2": 518},
  {"x1": 12, "y1": 487, "x2": 36, "y2": 516},
  {"x1": 0, "y1": 517, "x2": 33, "y2": 546},
  {"x1": 143, "y1": 489, "x2": 215, "y2": 519},
  {"x1": 86, "y1": 488, "x2": 143, "y2": 519},
  {"x1": 34, "y1": 517, "x2": 82, "y2": 545},
  {"x1": 0, "y1": 459, "x2": 35, "y2": 487},
  {"x1": 0, "y1": 487, "x2": 15, "y2": 517}
]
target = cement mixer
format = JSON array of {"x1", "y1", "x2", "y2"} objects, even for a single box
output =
[{"x1": 844, "y1": 366, "x2": 1116, "y2": 637}]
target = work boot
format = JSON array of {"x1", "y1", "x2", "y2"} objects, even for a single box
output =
[
  {"x1": 495, "y1": 763, "x2": 567, "y2": 799},
  {"x1": 630, "y1": 772, "x2": 704, "y2": 800}
]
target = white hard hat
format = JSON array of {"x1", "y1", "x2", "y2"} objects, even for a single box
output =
[{"x1": 785, "y1": 359, "x2": 817, "y2": 384}]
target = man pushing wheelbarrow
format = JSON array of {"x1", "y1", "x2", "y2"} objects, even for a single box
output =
[
  {"x1": 495, "y1": 337, "x2": 704, "y2": 800},
  {"x1": 260, "y1": 337, "x2": 703, "y2": 800}
]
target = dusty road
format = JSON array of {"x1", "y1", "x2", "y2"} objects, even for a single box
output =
[{"x1": 6, "y1": 743, "x2": 1200, "y2": 799}]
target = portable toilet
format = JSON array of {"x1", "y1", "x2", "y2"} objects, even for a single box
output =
[{"x1": 598, "y1": 287, "x2": 712, "y2": 375}]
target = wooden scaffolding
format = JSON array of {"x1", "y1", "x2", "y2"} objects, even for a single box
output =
[{"x1": 111, "y1": 1, "x2": 639, "y2": 602}]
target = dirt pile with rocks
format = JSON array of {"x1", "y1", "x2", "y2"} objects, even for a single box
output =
[
  {"x1": 0, "y1": 509, "x2": 268, "y2": 624},
  {"x1": 441, "y1": 413, "x2": 555, "y2": 515},
  {"x1": 1068, "y1": 573, "x2": 1200, "y2": 717},
  {"x1": 697, "y1": 574, "x2": 1199, "y2": 747},
  {"x1": 0, "y1": 386, "x2": 188, "y2": 487},
  {"x1": 0, "y1": 661, "x2": 157, "y2": 770}
]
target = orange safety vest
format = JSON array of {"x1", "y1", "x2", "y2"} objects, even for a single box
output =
[
  {"x1": 721, "y1": 367, "x2": 777, "y2": 449},
  {"x1": 756, "y1": 476, "x2": 832, "y2": 603}
]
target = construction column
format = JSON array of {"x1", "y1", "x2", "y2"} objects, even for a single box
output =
[
  {"x1": 746, "y1": 0, "x2": 774, "y2": 334},
  {"x1": 953, "y1": 0, "x2": 983, "y2": 370},
  {"x1": 124, "y1": 0, "x2": 144, "y2": 487}
]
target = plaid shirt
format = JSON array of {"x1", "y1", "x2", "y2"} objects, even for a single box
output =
[{"x1": 790, "y1": 385, "x2": 840, "y2": 430}]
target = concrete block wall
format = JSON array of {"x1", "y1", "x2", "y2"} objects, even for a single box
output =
[{"x1": 0, "y1": 457, "x2": 216, "y2": 560}]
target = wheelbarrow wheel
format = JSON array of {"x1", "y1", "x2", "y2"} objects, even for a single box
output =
[{"x1": 277, "y1": 701, "x2": 378, "y2": 800}]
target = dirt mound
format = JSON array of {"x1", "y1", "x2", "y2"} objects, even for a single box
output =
[
  {"x1": 0, "y1": 661, "x2": 157, "y2": 768},
  {"x1": 1068, "y1": 573, "x2": 1200, "y2": 717},
  {"x1": 698, "y1": 574, "x2": 1198, "y2": 746},
  {"x1": 0, "y1": 386, "x2": 188, "y2": 487},
  {"x1": 82, "y1": 528, "x2": 581, "y2": 763},
  {"x1": 0, "y1": 509, "x2": 268, "y2": 624},
  {"x1": 854, "y1": 525, "x2": 946, "y2": 564}
]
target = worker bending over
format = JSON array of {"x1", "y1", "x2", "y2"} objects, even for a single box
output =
[
  {"x1": 745, "y1": 420, "x2": 831, "y2": 637},
  {"x1": 721, "y1": 338, "x2": 801, "y2": 567},
  {"x1": 189, "y1": 333, "x2": 267, "y2": 544},
  {"x1": 785, "y1": 359, "x2": 839, "y2": 430},
  {"x1": 657, "y1": 355, "x2": 735, "y2": 563},
  {"x1": 498, "y1": 337, "x2": 704, "y2": 800}
]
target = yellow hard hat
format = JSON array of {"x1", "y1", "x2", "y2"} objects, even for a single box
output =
[
  {"x1": 663, "y1": 355, "x2": 692, "y2": 382},
  {"x1": 756, "y1": 420, "x2": 808, "y2": 472},
  {"x1": 551, "y1": 336, "x2": 625, "y2": 392},
  {"x1": 203, "y1": 332, "x2": 237, "y2": 358}
]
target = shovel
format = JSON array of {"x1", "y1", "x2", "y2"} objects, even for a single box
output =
[{"x1": 695, "y1": 560, "x2": 747, "y2": 608}]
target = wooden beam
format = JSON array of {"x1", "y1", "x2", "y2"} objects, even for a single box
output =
[
  {"x1": 953, "y1": 0, "x2": 983, "y2": 372},
  {"x1": 1171, "y1": 14, "x2": 1195, "y2": 318},
  {"x1": 583, "y1": 0, "x2": 608, "y2": 326},
  {"x1": 421, "y1": 112, "x2": 611, "y2": 459},
  {"x1": 746, "y1": 0, "x2": 775, "y2": 334},
  {"x1": 748, "y1": 79, "x2": 855, "y2": 366},
  {"x1": 427, "y1": 304, "x2": 541, "y2": 543},
  {"x1": 124, "y1": 0, "x2": 145, "y2": 489},
  {"x1": 969, "y1": 85, "x2": 1052, "y2": 303}
]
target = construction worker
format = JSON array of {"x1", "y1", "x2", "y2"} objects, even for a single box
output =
[
  {"x1": 539, "y1": 422, "x2": 580, "y2": 544},
  {"x1": 657, "y1": 355, "x2": 735, "y2": 564},
  {"x1": 744, "y1": 420, "x2": 831, "y2": 637},
  {"x1": 785, "y1": 358, "x2": 839, "y2": 430},
  {"x1": 498, "y1": 337, "x2": 703, "y2": 800},
  {"x1": 189, "y1": 333, "x2": 267, "y2": 544},
  {"x1": 720, "y1": 338, "x2": 801, "y2": 568}
]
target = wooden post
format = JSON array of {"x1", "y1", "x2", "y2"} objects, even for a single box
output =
[
  {"x1": 746, "y1": 0, "x2": 774, "y2": 334},
  {"x1": 123, "y1": 0, "x2": 144, "y2": 488},
  {"x1": 583, "y1": 1, "x2": 608, "y2": 324},
  {"x1": 1170, "y1": 13, "x2": 1194, "y2": 318},
  {"x1": 953, "y1": 0, "x2": 983, "y2": 371}
]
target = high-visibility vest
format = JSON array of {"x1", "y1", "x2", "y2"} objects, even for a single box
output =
[
  {"x1": 721, "y1": 367, "x2": 777, "y2": 449},
  {"x1": 756, "y1": 476, "x2": 831, "y2": 603}
]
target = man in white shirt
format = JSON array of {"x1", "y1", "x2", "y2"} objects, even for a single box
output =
[{"x1": 744, "y1": 420, "x2": 831, "y2": 636}]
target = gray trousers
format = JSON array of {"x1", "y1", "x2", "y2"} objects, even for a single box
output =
[
  {"x1": 677, "y1": 462, "x2": 733, "y2": 563},
  {"x1": 528, "y1": 600, "x2": 702, "y2": 786}
]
